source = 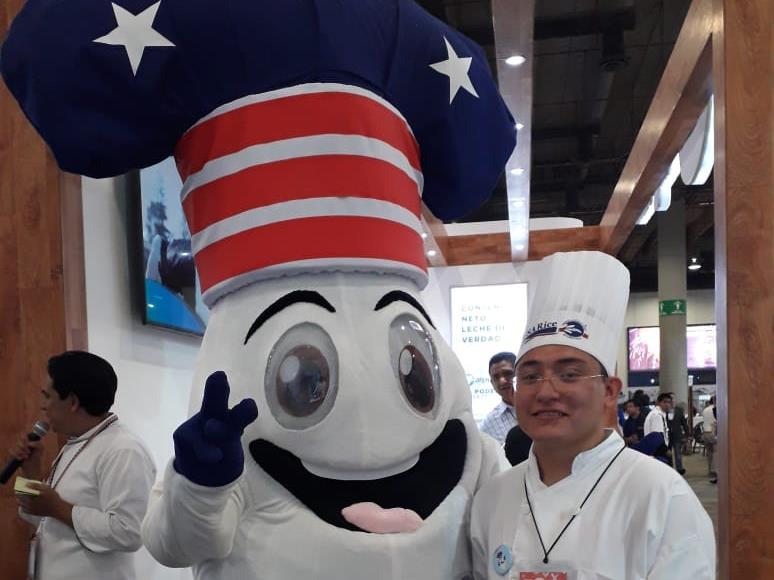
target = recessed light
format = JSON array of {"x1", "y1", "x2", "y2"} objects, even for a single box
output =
[
  {"x1": 421, "y1": 232, "x2": 428, "y2": 240},
  {"x1": 515, "y1": 122, "x2": 525, "y2": 131},
  {"x1": 510, "y1": 167, "x2": 525, "y2": 176},
  {"x1": 427, "y1": 250, "x2": 437, "y2": 258},
  {"x1": 505, "y1": 55, "x2": 526, "y2": 66}
]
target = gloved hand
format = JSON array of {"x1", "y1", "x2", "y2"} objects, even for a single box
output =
[{"x1": 173, "y1": 371, "x2": 258, "y2": 487}]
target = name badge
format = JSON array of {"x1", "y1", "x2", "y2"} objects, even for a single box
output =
[{"x1": 519, "y1": 573, "x2": 568, "y2": 580}]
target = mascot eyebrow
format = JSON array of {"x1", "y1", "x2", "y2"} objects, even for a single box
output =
[
  {"x1": 374, "y1": 291, "x2": 435, "y2": 329},
  {"x1": 244, "y1": 290, "x2": 336, "y2": 344}
]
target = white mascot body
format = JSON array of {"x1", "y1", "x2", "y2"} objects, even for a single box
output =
[
  {"x1": 2, "y1": 0, "x2": 517, "y2": 578},
  {"x1": 144, "y1": 273, "x2": 503, "y2": 578}
]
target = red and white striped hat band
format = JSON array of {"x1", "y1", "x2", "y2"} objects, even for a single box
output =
[{"x1": 174, "y1": 83, "x2": 427, "y2": 307}]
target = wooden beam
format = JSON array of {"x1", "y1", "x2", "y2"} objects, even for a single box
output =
[
  {"x1": 619, "y1": 221, "x2": 656, "y2": 264},
  {"x1": 712, "y1": 0, "x2": 773, "y2": 576},
  {"x1": 600, "y1": 0, "x2": 714, "y2": 254},
  {"x1": 686, "y1": 205, "x2": 714, "y2": 246},
  {"x1": 443, "y1": 226, "x2": 602, "y2": 265},
  {"x1": 0, "y1": 33, "x2": 67, "y2": 580},
  {"x1": 61, "y1": 172, "x2": 88, "y2": 351},
  {"x1": 1, "y1": 5, "x2": 88, "y2": 577}
]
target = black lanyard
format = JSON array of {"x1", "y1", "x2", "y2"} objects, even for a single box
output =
[{"x1": 524, "y1": 444, "x2": 626, "y2": 564}]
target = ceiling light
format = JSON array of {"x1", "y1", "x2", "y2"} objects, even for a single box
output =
[
  {"x1": 505, "y1": 55, "x2": 526, "y2": 66},
  {"x1": 688, "y1": 257, "x2": 702, "y2": 271},
  {"x1": 515, "y1": 122, "x2": 525, "y2": 131},
  {"x1": 426, "y1": 250, "x2": 437, "y2": 258},
  {"x1": 421, "y1": 232, "x2": 428, "y2": 240},
  {"x1": 510, "y1": 167, "x2": 525, "y2": 176}
]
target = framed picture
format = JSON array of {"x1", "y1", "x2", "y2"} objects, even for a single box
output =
[{"x1": 138, "y1": 157, "x2": 209, "y2": 335}]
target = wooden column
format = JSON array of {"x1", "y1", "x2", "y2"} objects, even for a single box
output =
[
  {"x1": 0, "y1": 3, "x2": 87, "y2": 578},
  {"x1": 712, "y1": 0, "x2": 773, "y2": 577}
]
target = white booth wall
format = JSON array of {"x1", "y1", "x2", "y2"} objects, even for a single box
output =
[
  {"x1": 81, "y1": 176, "x2": 715, "y2": 578},
  {"x1": 83, "y1": 176, "x2": 196, "y2": 580}
]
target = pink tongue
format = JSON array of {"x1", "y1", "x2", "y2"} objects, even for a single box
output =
[{"x1": 341, "y1": 502, "x2": 424, "y2": 534}]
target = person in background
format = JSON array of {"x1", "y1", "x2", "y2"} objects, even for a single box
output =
[
  {"x1": 643, "y1": 393, "x2": 673, "y2": 447},
  {"x1": 702, "y1": 396, "x2": 718, "y2": 483},
  {"x1": 9, "y1": 351, "x2": 156, "y2": 580},
  {"x1": 479, "y1": 352, "x2": 518, "y2": 445},
  {"x1": 470, "y1": 251, "x2": 715, "y2": 579},
  {"x1": 632, "y1": 389, "x2": 652, "y2": 418},
  {"x1": 622, "y1": 399, "x2": 646, "y2": 446},
  {"x1": 669, "y1": 400, "x2": 690, "y2": 476}
]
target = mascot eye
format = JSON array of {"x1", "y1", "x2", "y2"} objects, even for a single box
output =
[
  {"x1": 389, "y1": 315, "x2": 439, "y2": 415},
  {"x1": 265, "y1": 323, "x2": 338, "y2": 429}
]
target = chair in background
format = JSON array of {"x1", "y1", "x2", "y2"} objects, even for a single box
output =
[{"x1": 692, "y1": 421, "x2": 705, "y2": 455}]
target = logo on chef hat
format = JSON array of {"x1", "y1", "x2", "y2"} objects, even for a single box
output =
[
  {"x1": 558, "y1": 319, "x2": 588, "y2": 339},
  {"x1": 524, "y1": 320, "x2": 588, "y2": 343}
]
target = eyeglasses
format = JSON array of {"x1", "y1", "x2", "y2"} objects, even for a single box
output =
[{"x1": 515, "y1": 372, "x2": 606, "y2": 389}]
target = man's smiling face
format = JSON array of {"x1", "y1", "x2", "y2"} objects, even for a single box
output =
[{"x1": 191, "y1": 272, "x2": 475, "y2": 531}]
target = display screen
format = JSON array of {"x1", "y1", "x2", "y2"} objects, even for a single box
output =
[
  {"x1": 628, "y1": 324, "x2": 717, "y2": 371},
  {"x1": 450, "y1": 283, "x2": 528, "y2": 424},
  {"x1": 686, "y1": 324, "x2": 717, "y2": 369},
  {"x1": 139, "y1": 157, "x2": 209, "y2": 335},
  {"x1": 627, "y1": 327, "x2": 661, "y2": 371}
]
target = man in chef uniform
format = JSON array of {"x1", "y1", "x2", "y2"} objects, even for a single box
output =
[
  {"x1": 471, "y1": 251, "x2": 716, "y2": 580},
  {"x1": 2, "y1": 1, "x2": 516, "y2": 578}
]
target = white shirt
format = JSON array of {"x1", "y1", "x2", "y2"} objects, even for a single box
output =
[
  {"x1": 480, "y1": 402, "x2": 517, "y2": 445},
  {"x1": 702, "y1": 405, "x2": 717, "y2": 434},
  {"x1": 470, "y1": 431, "x2": 715, "y2": 580},
  {"x1": 643, "y1": 406, "x2": 669, "y2": 446},
  {"x1": 22, "y1": 415, "x2": 156, "y2": 580}
]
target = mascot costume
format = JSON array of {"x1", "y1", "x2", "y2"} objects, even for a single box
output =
[{"x1": 2, "y1": 1, "x2": 516, "y2": 577}]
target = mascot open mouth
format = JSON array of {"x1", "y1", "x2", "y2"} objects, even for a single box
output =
[{"x1": 249, "y1": 419, "x2": 467, "y2": 532}]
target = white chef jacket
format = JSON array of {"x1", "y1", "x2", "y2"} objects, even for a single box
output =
[
  {"x1": 470, "y1": 431, "x2": 715, "y2": 580},
  {"x1": 643, "y1": 406, "x2": 670, "y2": 446},
  {"x1": 21, "y1": 415, "x2": 156, "y2": 580}
]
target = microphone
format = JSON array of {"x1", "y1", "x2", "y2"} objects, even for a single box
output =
[{"x1": 0, "y1": 421, "x2": 49, "y2": 485}]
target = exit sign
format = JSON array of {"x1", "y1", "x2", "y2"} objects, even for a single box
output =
[{"x1": 659, "y1": 299, "x2": 687, "y2": 316}]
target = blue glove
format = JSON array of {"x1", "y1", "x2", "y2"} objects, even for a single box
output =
[{"x1": 173, "y1": 371, "x2": 258, "y2": 487}]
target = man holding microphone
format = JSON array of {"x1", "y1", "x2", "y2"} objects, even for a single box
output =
[{"x1": 7, "y1": 351, "x2": 155, "y2": 580}]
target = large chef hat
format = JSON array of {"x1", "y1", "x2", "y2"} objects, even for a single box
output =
[
  {"x1": 517, "y1": 251, "x2": 630, "y2": 376},
  {"x1": 2, "y1": 0, "x2": 516, "y2": 305}
]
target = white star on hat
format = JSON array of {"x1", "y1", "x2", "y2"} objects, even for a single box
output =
[
  {"x1": 94, "y1": 1, "x2": 175, "y2": 76},
  {"x1": 429, "y1": 37, "x2": 480, "y2": 104}
]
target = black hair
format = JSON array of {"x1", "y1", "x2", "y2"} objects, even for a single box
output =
[
  {"x1": 47, "y1": 351, "x2": 117, "y2": 416},
  {"x1": 624, "y1": 399, "x2": 637, "y2": 407},
  {"x1": 488, "y1": 351, "x2": 516, "y2": 369},
  {"x1": 656, "y1": 393, "x2": 673, "y2": 403}
]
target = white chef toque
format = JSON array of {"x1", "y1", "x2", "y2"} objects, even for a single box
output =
[{"x1": 517, "y1": 251, "x2": 630, "y2": 375}]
